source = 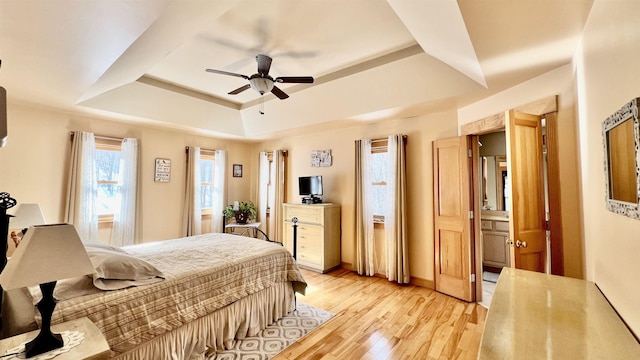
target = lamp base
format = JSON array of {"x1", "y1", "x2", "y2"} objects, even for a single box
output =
[
  {"x1": 24, "y1": 281, "x2": 63, "y2": 358},
  {"x1": 25, "y1": 329, "x2": 63, "y2": 358}
]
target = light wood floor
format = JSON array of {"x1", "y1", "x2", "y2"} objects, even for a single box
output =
[{"x1": 274, "y1": 268, "x2": 487, "y2": 360}]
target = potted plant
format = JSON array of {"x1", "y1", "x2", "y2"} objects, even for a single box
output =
[{"x1": 224, "y1": 201, "x2": 257, "y2": 224}]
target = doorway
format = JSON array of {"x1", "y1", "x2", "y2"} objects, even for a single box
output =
[
  {"x1": 433, "y1": 96, "x2": 564, "y2": 303},
  {"x1": 476, "y1": 123, "x2": 554, "y2": 306},
  {"x1": 477, "y1": 131, "x2": 511, "y2": 307},
  {"x1": 471, "y1": 109, "x2": 563, "y2": 305}
]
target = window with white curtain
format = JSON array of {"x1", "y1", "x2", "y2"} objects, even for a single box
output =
[
  {"x1": 95, "y1": 139, "x2": 122, "y2": 223},
  {"x1": 371, "y1": 140, "x2": 389, "y2": 223},
  {"x1": 199, "y1": 151, "x2": 215, "y2": 216}
]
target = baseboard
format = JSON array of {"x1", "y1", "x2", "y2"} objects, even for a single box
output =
[
  {"x1": 410, "y1": 276, "x2": 434, "y2": 289},
  {"x1": 340, "y1": 262, "x2": 353, "y2": 271},
  {"x1": 340, "y1": 262, "x2": 434, "y2": 289}
]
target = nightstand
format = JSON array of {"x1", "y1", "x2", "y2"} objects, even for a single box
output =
[{"x1": 0, "y1": 317, "x2": 109, "y2": 360}]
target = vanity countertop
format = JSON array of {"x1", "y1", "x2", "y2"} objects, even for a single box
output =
[{"x1": 481, "y1": 215, "x2": 509, "y2": 221}]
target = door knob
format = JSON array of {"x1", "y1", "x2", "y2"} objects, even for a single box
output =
[
  {"x1": 506, "y1": 239, "x2": 514, "y2": 246},
  {"x1": 515, "y1": 240, "x2": 528, "y2": 248}
]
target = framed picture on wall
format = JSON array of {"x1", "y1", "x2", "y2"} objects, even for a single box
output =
[
  {"x1": 233, "y1": 164, "x2": 243, "y2": 177},
  {"x1": 154, "y1": 158, "x2": 171, "y2": 182}
]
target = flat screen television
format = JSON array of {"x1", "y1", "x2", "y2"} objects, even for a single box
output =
[{"x1": 299, "y1": 175, "x2": 323, "y2": 196}]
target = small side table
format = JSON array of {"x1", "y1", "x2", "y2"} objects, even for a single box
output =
[
  {"x1": 0, "y1": 317, "x2": 109, "y2": 360},
  {"x1": 225, "y1": 222, "x2": 262, "y2": 237}
]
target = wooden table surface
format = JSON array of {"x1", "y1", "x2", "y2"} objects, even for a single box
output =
[{"x1": 480, "y1": 267, "x2": 640, "y2": 359}]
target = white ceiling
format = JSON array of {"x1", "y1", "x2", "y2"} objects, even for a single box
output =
[{"x1": 0, "y1": 0, "x2": 594, "y2": 140}]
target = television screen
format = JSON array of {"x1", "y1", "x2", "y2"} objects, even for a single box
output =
[{"x1": 299, "y1": 176, "x2": 323, "y2": 196}]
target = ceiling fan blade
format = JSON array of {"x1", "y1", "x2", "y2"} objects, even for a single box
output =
[
  {"x1": 228, "y1": 84, "x2": 251, "y2": 95},
  {"x1": 205, "y1": 68, "x2": 249, "y2": 80},
  {"x1": 271, "y1": 85, "x2": 289, "y2": 100},
  {"x1": 256, "y1": 54, "x2": 272, "y2": 75},
  {"x1": 275, "y1": 76, "x2": 314, "y2": 84}
]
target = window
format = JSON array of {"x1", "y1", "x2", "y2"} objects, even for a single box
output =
[
  {"x1": 200, "y1": 151, "x2": 216, "y2": 216},
  {"x1": 371, "y1": 139, "x2": 389, "y2": 223},
  {"x1": 95, "y1": 139, "x2": 122, "y2": 222}
]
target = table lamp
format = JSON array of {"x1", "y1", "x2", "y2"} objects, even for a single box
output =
[{"x1": 0, "y1": 223, "x2": 95, "y2": 358}]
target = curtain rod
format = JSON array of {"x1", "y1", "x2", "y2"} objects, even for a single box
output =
[
  {"x1": 370, "y1": 135, "x2": 408, "y2": 144},
  {"x1": 69, "y1": 131, "x2": 123, "y2": 142},
  {"x1": 185, "y1": 146, "x2": 217, "y2": 154}
]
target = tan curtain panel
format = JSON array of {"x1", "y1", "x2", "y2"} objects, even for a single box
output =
[
  {"x1": 385, "y1": 134, "x2": 409, "y2": 284},
  {"x1": 64, "y1": 131, "x2": 98, "y2": 241},
  {"x1": 182, "y1": 146, "x2": 201, "y2": 236}
]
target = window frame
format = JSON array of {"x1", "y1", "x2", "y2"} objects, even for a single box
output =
[
  {"x1": 371, "y1": 138, "x2": 388, "y2": 223},
  {"x1": 199, "y1": 150, "x2": 216, "y2": 219},
  {"x1": 95, "y1": 138, "x2": 123, "y2": 224}
]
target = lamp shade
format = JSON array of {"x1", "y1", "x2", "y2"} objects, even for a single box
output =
[
  {"x1": 9, "y1": 203, "x2": 46, "y2": 229},
  {"x1": 0, "y1": 224, "x2": 94, "y2": 290}
]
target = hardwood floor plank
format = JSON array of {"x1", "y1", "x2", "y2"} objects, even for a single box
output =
[{"x1": 273, "y1": 269, "x2": 487, "y2": 360}]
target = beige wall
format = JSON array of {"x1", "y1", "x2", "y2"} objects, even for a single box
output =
[
  {"x1": 575, "y1": 0, "x2": 640, "y2": 336},
  {"x1": 254, "y1": 111, "x2": 458, "y2": 282},
  {"x1": 0, "y1": 103, "x2": 254, "y2": 243}
]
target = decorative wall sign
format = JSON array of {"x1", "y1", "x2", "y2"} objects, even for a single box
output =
[
  {"x1": 311, "y1": 149, "x2": 332, "y2": 167},
  {"x1": 233, "y1": 164, "x2": 243, "y2": 177},
  {"x1": 154, "y1": 158, "x2": 171, "y2": 182}
]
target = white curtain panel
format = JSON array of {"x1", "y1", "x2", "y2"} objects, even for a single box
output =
[
  {"x1": 385, "y1": 134, "x2": 409, "y2": 284},
  {"x1": 354, "y1": 139, "x2": 375, "y2": 276},
  {"x1": 111, "y1": 138, "x2": 139, "y2": 246},
  {"x1": 211, "y1": 150, "x2": 227, "y2": 233},
  {"x1": 258, "y1": 152, "x2": 269, "y2": 233},
  {"x1": 182, "y1": 146, "x2": 202, "y2": 236},
  {"x1": 64, "y1": 131, "x2": 98, "y2": 241}
]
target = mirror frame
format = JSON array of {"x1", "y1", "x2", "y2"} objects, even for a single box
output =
[{"x1": 602, "y1": 97, "x2": 640, "y2": 219}]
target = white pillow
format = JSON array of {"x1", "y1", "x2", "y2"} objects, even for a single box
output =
[{"x1": 87, "y1": 248, "x2": 165, "y2": 290}]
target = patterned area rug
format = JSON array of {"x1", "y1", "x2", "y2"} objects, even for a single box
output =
[{"x1": 211, "y1": 302, "x2": 333, "y2": 360}]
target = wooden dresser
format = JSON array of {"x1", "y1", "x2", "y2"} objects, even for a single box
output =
[
  {"x1": 480, "y1": 268, "x2": 640, "y2": 359},
  {"x1": 282, "y1": 203, "x2": 341, "y2": 273}
]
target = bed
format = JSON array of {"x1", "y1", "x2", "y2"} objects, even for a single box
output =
[{"x1": 1, "y1": 232, "x2": 306, "y2": 359}]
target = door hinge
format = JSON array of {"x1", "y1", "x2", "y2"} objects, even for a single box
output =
[
  {"x1": 471, "y1": 274, "x2": 476, "y2": 282},
  {"x1": 467, "y1": 149, "x2": 472, "y2": 158},
  {"x1": 469, "y1": 210, "x2": 474, "y2": 219}
]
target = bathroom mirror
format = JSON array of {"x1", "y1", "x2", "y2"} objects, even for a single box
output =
[
  {"x1": 602, "y1": 97, "x2": 640, "y2": 219},
  {"x1": 481, "y1": 155, "x2": 508, "y2": 211}
]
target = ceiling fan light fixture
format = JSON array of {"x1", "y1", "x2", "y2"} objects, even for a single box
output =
[{"x1": 249, "y1": 77, "x2": 274, "y2": 95}]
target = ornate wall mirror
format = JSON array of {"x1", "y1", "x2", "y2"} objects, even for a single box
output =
[{"x1": 602, "y1": 98, "x2": 640, "y2": 219}]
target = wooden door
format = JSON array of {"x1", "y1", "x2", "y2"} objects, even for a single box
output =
[
  {"x1": 433, "y1": 136, "x2": 475, "y2": 301},
  {"x1": 506, "y1": 110, "x2": 546, "y2": 272}
]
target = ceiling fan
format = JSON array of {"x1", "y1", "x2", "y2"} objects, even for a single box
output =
[{"x1": 205, "y1": 54, "x2": 314, "y2": 100}]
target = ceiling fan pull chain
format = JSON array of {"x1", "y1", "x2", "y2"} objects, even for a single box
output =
[{"x1": 259, "y1": 96, "x2": 265, "y2": 115}]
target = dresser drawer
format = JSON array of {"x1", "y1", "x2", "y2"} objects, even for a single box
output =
[
  {"x1": 494, "y1": 221, "x2": 509, "y2": 232},
  {"x1": 284, "y1": 205, "x2": 323, "y2": 224},
  {"x1": 298, "y1": 231, "x2": 322, "y2": 248},
  {"x1": 298, "y1": 239, "x2": 321, "y2": 258},
  {"x1": 298, "y1": 251, "x2": 322, "y2": 265},
  {"x1": 481, "y1": 220, "x2": 493, "y2": 230},
  {"x1": 297, "y1": 224, "x2": 323, "y2": 237}
]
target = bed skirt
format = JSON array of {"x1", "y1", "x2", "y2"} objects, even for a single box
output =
[{"x1": 114, "y1": 281, "x2": 296, "y2": 359}]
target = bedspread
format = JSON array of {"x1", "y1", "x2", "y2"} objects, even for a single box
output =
[{"x1": 39, "y1": 233, "x2": 306, "y2": 355}]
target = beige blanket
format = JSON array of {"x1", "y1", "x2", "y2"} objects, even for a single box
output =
[{"x1": 41, "y1": 233, "x2": 306, "y2": 355}]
